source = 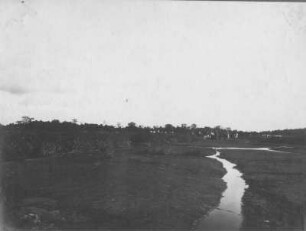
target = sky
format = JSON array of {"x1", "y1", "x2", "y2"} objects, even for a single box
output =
[{"x1": 1, "y1": 0, "x2": 306, "y2": 131}]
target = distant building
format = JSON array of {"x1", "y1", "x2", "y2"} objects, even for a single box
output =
[
  {"x1": 262, "y1": 134, "x2": 282, "y2": 138},
  {"x1": 273, "y1": 134, "x2": 283, "y2": 138}
]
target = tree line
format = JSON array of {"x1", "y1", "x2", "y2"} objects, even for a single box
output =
[{"x1": 2, "y1": 116, "x2": 243, "y2": 139}]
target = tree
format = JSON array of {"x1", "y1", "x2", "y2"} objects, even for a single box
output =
[
  {"x1": 164, "y1": 124, "x2": 174, "y2": 133},
  {"x1": 72, "y1": 118, "x2": 78, "y2": 124},
  {"x1": 214, "y1": 125, "x2": 221, "y2": 140},
  {"x1": 17, "y1": 116, "x2": 34, "y2": 124},
  {"x1": 190, "y1": 124, "x2": 197, "y2": 130},
  {"x1": 127, "y1": 122, "x2": 136, "y2": 128},
  {"x1": 126, "y1": 122, "x2": 138, "y2": 131}
]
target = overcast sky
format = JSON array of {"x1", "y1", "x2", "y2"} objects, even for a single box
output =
[{"x1": 1, "y1": 0, "x2": 306, "y2": 131}]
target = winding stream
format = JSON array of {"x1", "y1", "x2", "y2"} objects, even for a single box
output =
[
  {"x1": 196, "y1": 148, "x2": 248, "y2": 230},
  {"x1": 196, "y1": 147, "x2": 285, "y2": 230}
]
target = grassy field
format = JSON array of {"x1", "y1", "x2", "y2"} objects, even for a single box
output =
[
  {"x1": 219, "y1": 147, "x2": 306, "y2": 229},
  {"x1": 1, "y1": 145, "x2": 226, "y2": 230},
  {"x1": 2, "y1": 123, "x2": 305, "y2": 230}
]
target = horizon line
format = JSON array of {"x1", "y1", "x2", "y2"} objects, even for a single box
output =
[{"x1": 1, "y1": 118, "x2": 305, "y2": 133}]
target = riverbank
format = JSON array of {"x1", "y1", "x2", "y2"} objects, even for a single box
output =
[
  {"x1": 1, "y1": 144, "x2": 226, "y2": 229},
  {"x1": 219, "y1": 147, "x2": 306, "y2": 229},
  {"x1": 195, "y1": 150, "x2": 248, "y2": 230}
]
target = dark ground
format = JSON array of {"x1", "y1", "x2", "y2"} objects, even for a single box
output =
[
  {"x1": 1, "y1": 145, "x2": 226, "y2": 230},
  {"x1": 220, "y1": 146, "x2": 306, "y2": 230},
  {"x1": 1, "y1": 122, "x2": 306, "y2": 230}
]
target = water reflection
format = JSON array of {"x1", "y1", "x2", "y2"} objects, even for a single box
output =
[{"x1": 196, "y1": 150, "x2": 248, "y2": 230}]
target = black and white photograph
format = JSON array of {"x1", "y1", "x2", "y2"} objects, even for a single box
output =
[{"x1": 0, "y1": 0, "x2": 306, "y2": 230}]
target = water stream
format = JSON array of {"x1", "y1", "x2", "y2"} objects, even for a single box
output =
[
  {"x1": 196, "y1": 147, "x2": 286, "y2": 230},
  {"x1": 196, "y1": 149, "x2": 248, "y2": 230}
]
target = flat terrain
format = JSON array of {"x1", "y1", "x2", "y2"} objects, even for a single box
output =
[
  {"x1": 1, "y1": 145, "x2": 226, "y2": 230},
  {"x1": 1, "y1": 122, "x2": 305, "y2": 230},
  {"x1": 220, "y1": 147, "x2": 306, "y2": 229}
]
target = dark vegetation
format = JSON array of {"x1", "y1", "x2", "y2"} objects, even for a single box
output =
[
  {"x1": 245, "y1": 129, "x2": 306, "y2": 146},
  {"x1": 0, "y1": 119, "x2": 238, "y2": 162},
  {"x1": 220, "y1": 149, "x2": 306, "y2": 229},
  {"x1": 1, "y1": 117, "x2": 306, "y2": 229},
  {"x1": 1, "y1": 117, "x2": 305, "y2": 162},
  {"x1": 1, "y1": 146, "x2": 226, "y2": 229},
  {"x1": 0, "y1": 117, "x2": 228, "y2": 229}
]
